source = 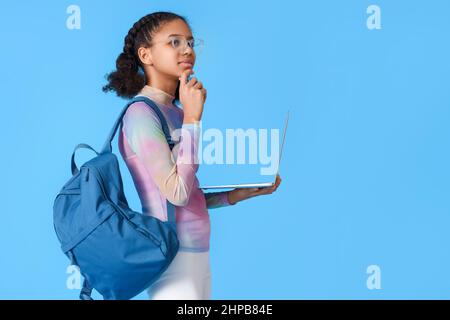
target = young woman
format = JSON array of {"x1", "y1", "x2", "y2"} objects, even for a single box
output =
[{"x1": 102, "y1": 11, "x2": 282, "y2": 300}]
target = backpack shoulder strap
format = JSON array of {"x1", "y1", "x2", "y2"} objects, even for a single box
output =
[{"x1": 101, "y1": 96, "x2": 176, "y2": 154}]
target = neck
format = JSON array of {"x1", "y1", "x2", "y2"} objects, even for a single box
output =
[{"x1": 146, "y1": 70, "x2": 178, "y2": 97}]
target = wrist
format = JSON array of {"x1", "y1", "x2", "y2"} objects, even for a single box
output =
[
  {"x1": 183, "y1": 116, "x2": 200, "y2": 124},
  {"x1": 227, "y1": 190, "x2": 238, "y2": 205}
]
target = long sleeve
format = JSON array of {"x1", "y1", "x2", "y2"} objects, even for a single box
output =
[
  {"x1": 122, "y1": 102, "x2": 200, "y2": 207},
  {"x1": 204, "y1": 191, "x2": 236, "y2": 209}
]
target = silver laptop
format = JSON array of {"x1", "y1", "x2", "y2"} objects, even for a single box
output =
[{"x1": 199, "y1": 111, "x2": 289, "y2": 190}]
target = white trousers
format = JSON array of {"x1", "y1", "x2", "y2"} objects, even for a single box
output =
[{"x1": 147, "y1": 250, "x2": 211, "y2": 300}]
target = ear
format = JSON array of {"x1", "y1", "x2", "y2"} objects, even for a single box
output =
[{"x1": 137, "y1": 46, "x2": 153, "y2": 66}]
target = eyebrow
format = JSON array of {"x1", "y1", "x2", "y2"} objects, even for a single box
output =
[{"x1": 167, "y1": 33, "x2": 194, "y2": 39}]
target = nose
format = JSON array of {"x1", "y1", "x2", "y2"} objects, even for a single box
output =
[{"x1": 181, "y1": 44, "x2": 194, "y2": 55}]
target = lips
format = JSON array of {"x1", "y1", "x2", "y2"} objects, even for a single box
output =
[{"x1": 178, "y1": 60, "x2": 194, "y2": 67}]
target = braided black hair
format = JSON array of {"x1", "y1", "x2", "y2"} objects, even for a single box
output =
[{"x1": 102, "y1": 11, "x2": 189, "y2": 100}]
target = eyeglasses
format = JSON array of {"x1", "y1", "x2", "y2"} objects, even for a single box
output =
[{"x1": 151, "y1": 35, "x2": 204, "y2": 54}]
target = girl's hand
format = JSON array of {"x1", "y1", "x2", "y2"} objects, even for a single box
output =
[
  {"x1": 227, "y1": 174, "x2": 282, "y2": 205},
  {"x1": 179, "y1": 69, "x2": 207, "y2": 124}
]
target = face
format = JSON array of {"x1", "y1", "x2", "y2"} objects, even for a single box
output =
[{"x1": 138, "y1": 19, "x2": 196, "y2": 80}]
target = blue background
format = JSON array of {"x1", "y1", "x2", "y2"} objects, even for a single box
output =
[{"x1": 1, "y1": 0, "x2": 449, "y2": 299}]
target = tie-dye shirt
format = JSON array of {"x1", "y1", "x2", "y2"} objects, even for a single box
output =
[{"x1": 118, "y1": 84, "x2": 235, "y2": 252}]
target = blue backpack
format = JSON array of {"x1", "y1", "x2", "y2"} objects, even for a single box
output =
[{"x1": 53, "y1": 96, "x2": 179, "y2": 300}]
